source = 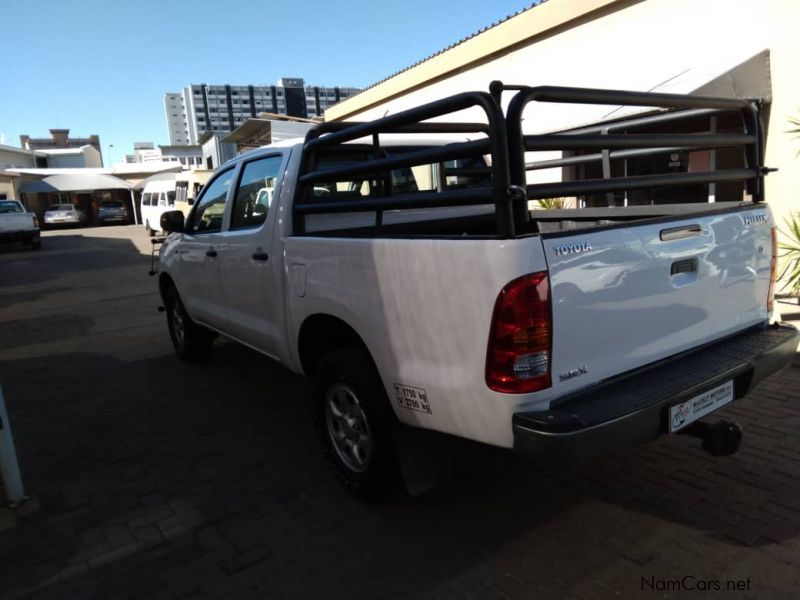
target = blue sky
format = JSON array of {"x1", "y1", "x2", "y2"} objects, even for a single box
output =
[{"x1": 0, "y1": 0, "x2": 533, "y2": 164}]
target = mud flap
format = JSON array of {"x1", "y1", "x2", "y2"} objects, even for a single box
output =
[{"x1": 391, "y1": 424, "x2": 452, "y2": 496}]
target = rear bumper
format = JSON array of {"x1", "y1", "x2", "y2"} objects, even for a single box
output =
[
  {"x1": 513, "y1": 323, "x2": 798, "y2": 460},
  {"x1": 0, "y1": 229, "x2": 39, "y2": 244},
  {"x1": 44, "y1": 217, "x2": 80, "y2": 225}
]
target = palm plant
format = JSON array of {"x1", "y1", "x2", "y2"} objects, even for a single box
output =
[
  {"x1": 778, "y1": 213, "x2": 800, "y2": 295},
  {"x1": 535, "y1": 197, "x2": 567, "y2": 210},
  {"x1": 778, "y1": 112, "x2": 800, "y2": 295},
  {"x1": 789, "y1": 113, "x2": 800, "y2": 157}
]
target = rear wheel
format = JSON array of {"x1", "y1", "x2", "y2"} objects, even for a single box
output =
[
  {"x1": 164, "y1": 286, "x2": 214, "y2": 362},
  {"x1": 313, "y1": 347, "x2": 399, "y2": 500}
]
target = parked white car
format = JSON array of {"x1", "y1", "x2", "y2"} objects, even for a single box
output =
[
  {"x1": 43, "y1": 203, "x2": 86, "y2": 228},
  {"x1": 155, "y1": 84, "x2": 798, "y2": 499},
  {"x1": 0, "y1": 200, "x2": 40, "y2": 249},
  {"x1": 141, "y1": 180, "x2": 176, "y2": 236}
]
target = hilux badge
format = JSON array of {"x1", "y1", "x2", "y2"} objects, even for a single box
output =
[
  {"x1": 743, "y1": 213, "x2": 767, "y2": 227},
  {"x1": 559, "y1": 365, "x2": 589, "y2": 381}
]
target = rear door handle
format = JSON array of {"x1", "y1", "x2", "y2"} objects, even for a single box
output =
[
  {"x1": 660, "y1": 224, "x2": 701, "y2": 241},
  {"x1": 252, "y1": 251, "x2": 269, "y2": 262},
  {"x1": 206, "y1": 248, "x2": 217, "y2": 258}
]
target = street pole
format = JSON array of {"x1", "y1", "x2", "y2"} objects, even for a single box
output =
[
  {"x1": 0, "y1": 387, "x2": 25, "y2": 505},
  {"x1": 107, "y1": 143, "x2": 114, "y2": 168}
]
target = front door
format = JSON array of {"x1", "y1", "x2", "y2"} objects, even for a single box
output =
[
  {"x1": 174, "y1": 166, "x2": 238, "y2": 330},
  {"x1": 217, "y1": 153, "x2": 285, "y2": 357}
]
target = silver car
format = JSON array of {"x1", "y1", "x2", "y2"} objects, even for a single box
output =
[{"x1": 43, "y1": 204, "x2": 87, "y2": 227}]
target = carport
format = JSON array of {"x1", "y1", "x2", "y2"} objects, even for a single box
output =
[{"x1": 19, "y1": 173, "x2": 135, "y2": 225}]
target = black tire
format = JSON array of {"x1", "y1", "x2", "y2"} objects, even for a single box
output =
[
  {"x1": 163, "y1": 286, "x2": 214, "y2": 362},
  {"x1": 313, "y1": 346, "x2": 399, "y2": 500},
  {"x1": 30, "y1": 240, "x2": 41, "y2": 250}
]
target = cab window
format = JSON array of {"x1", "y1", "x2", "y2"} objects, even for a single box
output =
[
  {"x1": 230, "y1": 155, "x2": 282, "y2": 230},
  {"x1": 190, "y1": 168, "x2": 235, "y2": 234}
]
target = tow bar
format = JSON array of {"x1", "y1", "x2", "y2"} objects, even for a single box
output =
[{"x1": 682, "y1": 420, "x2": 743, "y2": 456}]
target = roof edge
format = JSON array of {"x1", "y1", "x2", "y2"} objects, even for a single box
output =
[{"x1": 325, "y1": 0, "x2": 634, "y2": 121}]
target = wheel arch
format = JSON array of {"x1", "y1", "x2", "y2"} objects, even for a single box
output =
[
  {"x1": 297, "y1": 313, "x2": 374, "y2": 377},
  {"x1": 158, "y1": 272, "x2": 177, "y2": 303}
]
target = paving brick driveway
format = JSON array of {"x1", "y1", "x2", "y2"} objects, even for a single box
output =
[{"x1": 0, "y1": 226, "x2": 799, "y2": 599}]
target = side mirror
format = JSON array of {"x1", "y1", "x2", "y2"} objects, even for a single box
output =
[{"x1": 161, "y1": 210, "x2": 185, "y2": 233}]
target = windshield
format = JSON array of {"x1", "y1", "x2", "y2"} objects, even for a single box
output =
[
  {"x1": 47, "y1": 204, "x2": 74, "y2": 211},
  {"x1": 0, "y1": 201, "x2": 23, "y2": 214},
  {"x1": 100, "y1": 201, "x2": 124, "y2": 208}
]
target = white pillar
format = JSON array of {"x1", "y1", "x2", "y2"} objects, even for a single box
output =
[
  {"x1": 0, "y1": 387, "x2": 25, "y2": 505},
  {"x1": 130, "y1": 188, "x2": 139, "y2": 225}
]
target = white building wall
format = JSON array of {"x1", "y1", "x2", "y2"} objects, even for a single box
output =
[
  {"x1": 338, "y1": 0, "x2": 799, "y2": 232},
  {"x1": 169, "y1": 82, "x2": 360, "y2": 143},
  {"x1": 0, "y1": 146, "x2": 34, "y2": 169},
  {"x1": 164, "y1": 93, "x2": 189, "y2": 145}
]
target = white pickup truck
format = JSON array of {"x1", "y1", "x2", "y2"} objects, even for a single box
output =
[
  {"x1": 155, "y1": 84, "x2": 798, "y2": 498},
  {"x1": 0, "y1": 199, "x2": 41, "y2": 249}
]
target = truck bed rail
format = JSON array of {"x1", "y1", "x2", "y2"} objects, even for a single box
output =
[{"x1": 293, "y1": 81, "x2": 766, "y2": 238}]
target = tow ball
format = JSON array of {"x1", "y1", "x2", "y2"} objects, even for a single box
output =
[{"x1": 682, "y1": 420, "x2": 743, "y2": 456}]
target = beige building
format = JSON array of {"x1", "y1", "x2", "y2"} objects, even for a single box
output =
[{"x1": 326, "y1": 0, "x2": 799, "y2": 248}]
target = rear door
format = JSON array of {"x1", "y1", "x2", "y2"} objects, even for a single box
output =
[
  {"x1": 542, "y1": 205, "x2": 772, "y2": 396},
  {"x1": 174, "y1": 166, "x2": 238, "y2": 330},
  {"x1": 216, "y1": 152, "x2": 286, "y2": 357}
]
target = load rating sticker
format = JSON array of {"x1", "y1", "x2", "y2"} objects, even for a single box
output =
[{"x1": 393, "y1": 384, "x2": 431, "y2": 414}]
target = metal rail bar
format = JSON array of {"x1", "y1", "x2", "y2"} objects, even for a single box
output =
[
  {"x1": 558, "y1": 107, "x2": 730, "y2": 135},
  {"x1": 296, "y1": 188, "x2": 492, "y2": 215},
  {"x1": 443, "y1": 167, "x2": 492, "y2": 177},
  {"x1": 526, "y1": 146, "x2": 689, "y2": 171},
  {"x1": 523, "y1": 133, "x2": 754, "y2": 151},
  {"x1": 305, "y1": 92, "x2": 500, "y2": 151},
  {"x1": 524, "y1": 169, "x2": 757, "y2": 200},
  {"x1": 297, "y1": 91, "x2": 512, "y2": 236},
  {"x1": 511, "y1": 85, "x2": 753, "y2": 110},
  {"x1": 299, "y1": 139, "x2": 491, "y2": 185},
  {"x1": 504, "y1": 83, "x2": 763, "y2": 212},
  {"x1": 307, "y1": 121, "x2": 491, "y2": 137}
]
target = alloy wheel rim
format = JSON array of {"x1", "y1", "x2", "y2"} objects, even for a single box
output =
[
  {"x1": 172, "y1": 303, "x2": 185, "y2": 347},
  {"x1": 324, "y1": 383, "x2": 373, "y2": 473}
]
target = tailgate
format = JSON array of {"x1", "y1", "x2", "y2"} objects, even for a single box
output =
[
  {"x1": 0, "y1": 214, "x2": 33, "y2": 232},
  {"x1": 543, "y1": 205, "x2": 772, "y2": 396}
]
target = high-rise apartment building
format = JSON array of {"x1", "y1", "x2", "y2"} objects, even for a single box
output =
[{"x1": 164, "y1": 78, "x2": 360, "y2": 145}]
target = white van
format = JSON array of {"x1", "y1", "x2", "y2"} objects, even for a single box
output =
[
  {"x1": 140, "y1": 180, "x2": 176, "y2": 236},
  {"x1": 174, "y1": 170, "x2": 213, "y2": 218}
]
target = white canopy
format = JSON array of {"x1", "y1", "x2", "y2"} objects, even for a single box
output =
[{"x1": 19, "y1": 173, "x2": 131, "y2": 194}]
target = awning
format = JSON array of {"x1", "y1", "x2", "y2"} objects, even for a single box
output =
[
  {"x1": 19, "y1": 173, "x2": 131, "y2": 194},
  {"x1": 534, "y1": 49, "x2": 772, "y2": 134},
  {"x1": 133, "y1": 171, "x2": 177, "y2": 191},
  {"x1": 222, "y1": 119, "x2": 273, "y2": 146}
]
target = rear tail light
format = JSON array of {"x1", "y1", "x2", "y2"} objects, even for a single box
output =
[
  {"x1": 768, "y1": 225, "x2": 778, "y2": 315},
  {"x1": 486, "y1": 271, "x2": 552, "y2": 393}
]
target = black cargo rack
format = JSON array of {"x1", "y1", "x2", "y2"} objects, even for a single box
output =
[{"x1": 293, "y1": 80, "x2": 767, "y2": 238}]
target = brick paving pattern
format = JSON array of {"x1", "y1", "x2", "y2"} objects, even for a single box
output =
[{"x1": 0, "y1": 227, "x2": 799, "y2": 599}]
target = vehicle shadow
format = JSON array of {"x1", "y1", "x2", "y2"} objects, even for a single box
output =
[
  {"x1": 0, "y1": 233, "x2": 150, "y2": 287},
  {"x1": 1, "y1": 343, "x2": 798, "y2": 598}
]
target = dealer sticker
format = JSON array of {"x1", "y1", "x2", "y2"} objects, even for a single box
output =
[
  {"x1": 393, "y1": 383, "x2": 431, "y2": 414},
  {"x1": 669, "y1": 380, "x2": 734, "y2": 433}
]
